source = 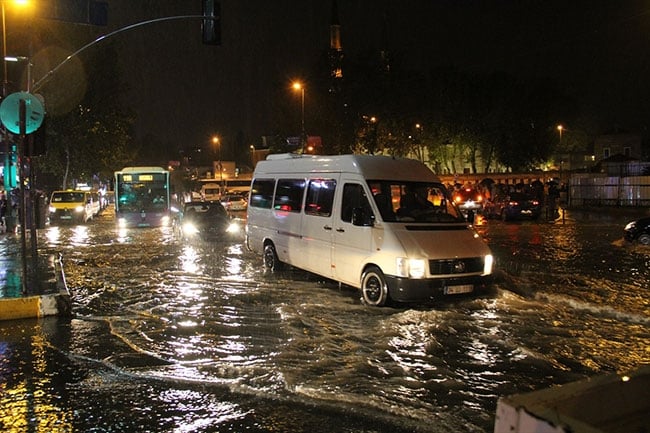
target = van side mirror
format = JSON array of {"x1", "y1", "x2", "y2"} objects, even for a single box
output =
[{"x1": 352, "y1": 207, "x2": 374, "y2": 226}]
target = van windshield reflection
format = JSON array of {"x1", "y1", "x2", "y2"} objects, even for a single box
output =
[{"x1": 368, "y1": 181, "x2": 464, "y2": 223}]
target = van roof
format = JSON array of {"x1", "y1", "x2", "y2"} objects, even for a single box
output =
[{"x1": 257, "y1": 154, "x2": 441, "y2": 182}]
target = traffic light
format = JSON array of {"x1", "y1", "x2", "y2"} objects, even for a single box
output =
[{"x1": 202, "y1": 0, "x2": 221, "y2": 45}]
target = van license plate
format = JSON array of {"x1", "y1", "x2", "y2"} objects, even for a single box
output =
[{"x1": 445, "y1": 284, "x2": 473, "y2": 295}]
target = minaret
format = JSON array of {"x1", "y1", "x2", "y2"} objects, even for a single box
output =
[{"x1": 329, "y1": 0, "x2": 343, "y2": 94}]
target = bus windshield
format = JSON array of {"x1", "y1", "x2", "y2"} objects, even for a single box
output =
[{"x1": 114, "y1": 167, "x2": 170, "y2": 227}]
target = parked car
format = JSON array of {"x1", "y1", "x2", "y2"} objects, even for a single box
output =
[
  {"x1": 624, "y1": 216, "x2": 650, "y2": 245},
  {"x1": 484, "y1": 192, "x2": 542, "y2": 221},
  {"x1": 452, "y1": 187, "x2": 484, "y2": 220},
  {"x1": 220, "y1": 194, "x2": 248, "y2": 212},
  {"x1": 172, "y1": 200, "x2": 239, "y2": 240}
]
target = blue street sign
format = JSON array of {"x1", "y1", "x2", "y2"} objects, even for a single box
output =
[{"x1": 0, "y1": 92, "x2": 45, "y2": 135}]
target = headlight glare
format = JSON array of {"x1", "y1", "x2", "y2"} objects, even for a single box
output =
[
  {"x1": 182, "y1": 222, "x2": 199, "y2": 235},
  {"x1": 484, "y1": 254, "x2": 494, "y2": 275},
  {"x1": 408, "y1": 259, "x2": 426, "y2": 278}
]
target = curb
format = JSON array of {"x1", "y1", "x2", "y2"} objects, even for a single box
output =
[{"x1": 0, "y1": 254, "x2": 71, "y2": 321}]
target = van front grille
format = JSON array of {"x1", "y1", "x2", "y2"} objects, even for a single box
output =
[{"x1": 429, "y1": 257, "x2": 484, "y2": 275}]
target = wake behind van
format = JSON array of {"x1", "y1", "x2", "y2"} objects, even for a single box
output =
[{"x1": 245, "y1": 154, "x2": 494, "y2": 306}]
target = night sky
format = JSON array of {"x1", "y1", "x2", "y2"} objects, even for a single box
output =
[{"x1": 24, "y1": 1, "x2": 650, "y2": 163}]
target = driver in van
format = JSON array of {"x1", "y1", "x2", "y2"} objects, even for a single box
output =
[{"x1": 398, "y1": 185, "x2": 434, "y2": 219}]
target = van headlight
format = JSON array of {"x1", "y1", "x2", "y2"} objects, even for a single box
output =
[
  {"x1": 396, "y1": 257, "x2": 426, "y2": 279},
  {"x1": 74, "y1": 205, "x2": 85, "y2": 213},
  {"x1": 49, "y1": 206, "x2": 56, "y2": 213},
  {"x1": 484, "y1": 254, "x2": 494, "y2": 275}
]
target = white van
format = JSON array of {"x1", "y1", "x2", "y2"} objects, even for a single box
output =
[
  {"x1": 245, "y1": 154, "x2": 494, "y2": 306},
  {"x1": 201, "y1": 183, "x2": 222, "y2": 201}
]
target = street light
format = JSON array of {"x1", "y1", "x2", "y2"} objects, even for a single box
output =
[
  {"x1": 292, "y1": 81, "x2": 305, "y2": 153},
  {"x1": 557, "y1": 124, "x2": 564, "y2": 143},
  {"x1": 1, "y1": 0, "x2": 31, "y2": 295},
  {"x1": 2, "y1": 0, "x2": 30, "y2": 96},
  {"x1": 212, "y1": 135, "x2": 222, "y2": 183}
]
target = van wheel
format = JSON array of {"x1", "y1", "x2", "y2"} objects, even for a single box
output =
[
  {"x1": 263, "y1": 243, "x2": 283, "y2": 272},
  {"x1": 361, "y1": 266, "x2": 389, "y2": 306}
]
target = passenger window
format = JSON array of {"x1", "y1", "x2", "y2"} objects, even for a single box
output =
[
  {"x1": 250, "y1": 179, "x2": 275, "y2": 209},
  {"x1": 341, "y1": 183, "x2": 371, "y2": 223},
  {"x1": 274, "y1": 179, "x2": 305, "y2": 213},
  {"x1": 305, "y1": 179, "x2": 336, "y2": 217}
]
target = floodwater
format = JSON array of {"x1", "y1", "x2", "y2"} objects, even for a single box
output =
[{"x1": 1, "y1": 208, "x2": 648, "y2": 432}]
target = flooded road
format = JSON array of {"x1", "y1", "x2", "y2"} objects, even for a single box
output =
[{"x1": 1, "y1": 208, "x2": 649, "y2": 432}]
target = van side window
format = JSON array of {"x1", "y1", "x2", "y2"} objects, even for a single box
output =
[
  {"x1": 341, "y1": 183, "x2": 371, "y2": 223},
  {"x1": 274, "y1": 179, "x2": 305, "y2": 212},
  {"x1": 305, "y1": 179, "x2": 336, "y2": 217},
  {"x1": 250, "y1": 179, "x2": 275, "y2": 209}
]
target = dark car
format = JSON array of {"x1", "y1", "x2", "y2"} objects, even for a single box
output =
[
  {"x1": 624, "y1": 216, "x2": 650, "y2": 245},
  {"x1": 484, "y1": 192, "x2": 541, "y2": 221},
  {"x1": 172, "y1": 200, "x2": 240, "y2": 240},
  {"x1": 452, "y1": 187, "x2": 484, "y2": 220}
]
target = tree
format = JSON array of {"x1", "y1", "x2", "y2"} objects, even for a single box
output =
[{"x1": 33, "y1": 38, "x2": 135, "y2": 190}]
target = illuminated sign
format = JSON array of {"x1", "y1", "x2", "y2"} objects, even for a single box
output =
[{"x1": 139, "y1": 175, "x2": 153, "y2": 181}]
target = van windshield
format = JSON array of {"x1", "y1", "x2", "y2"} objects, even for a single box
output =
[
  {"x1": 51, "y1": 192, "x2": 86, "y2": 203},
  {"x1": 367, "y1": 180, "x2": 464, "y2": 223}
]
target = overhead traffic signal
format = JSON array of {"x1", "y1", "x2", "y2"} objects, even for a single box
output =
[{"x1": 202, "y1": 0, "x2": 221, "y2": 45}]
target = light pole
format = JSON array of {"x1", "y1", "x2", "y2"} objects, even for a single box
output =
[
  {"x1": 2, "y1": 0, "x2": 29, "y2": 95},
  {"x1": 292, "y1": 81, "x2": 305, "y2": 153},
  {"x1": 212, "y1": 135, "x2": 222, "y2": 184},
  {"x1": 1, "y1": 0, "x2": 31, "y2": 294}
]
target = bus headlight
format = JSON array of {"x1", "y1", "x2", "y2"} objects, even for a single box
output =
[
  {"x1": 161, "y1": 215, "x2": 170, "y2": 226},
  {"x1": 226, "y1": 221, "x2": 240, "y2": 233},
  {"x1": 484, "y1": 254, "x2": 494, "y2": 275},
  {"x1": 396, "y1": 257, "x2": 426, "y2": 279},
  {"x1": 117, "y1": 217, "x2": 127, "y2": 228}
]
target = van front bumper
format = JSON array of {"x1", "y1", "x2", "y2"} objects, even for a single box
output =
[{"x1": 385, "y1": 274, "x2": 493, "y2": 303}]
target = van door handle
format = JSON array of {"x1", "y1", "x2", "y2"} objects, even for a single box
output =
[
  {"x1": 323, "y1": 225, "x2": 332, "y2": 231},
  {"x1": 336, "y1": 228, "x2": 345, "y2": 233}
]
